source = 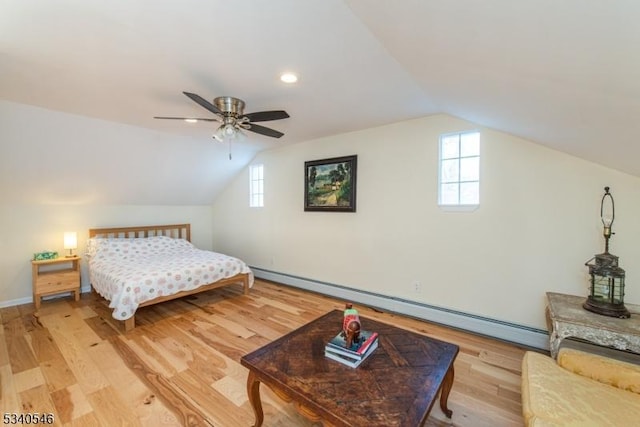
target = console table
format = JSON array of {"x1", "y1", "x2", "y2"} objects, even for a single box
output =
[{"x1": 546, "y1": 292, "x2": 640, "y2": 358}]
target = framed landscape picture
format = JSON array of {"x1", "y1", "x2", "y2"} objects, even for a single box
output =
[{"x1": 304, "y1": 155, "x2": 357, "y2": 212}]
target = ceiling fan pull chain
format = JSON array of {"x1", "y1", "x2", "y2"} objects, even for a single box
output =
[{"x1": 228, "y1": 141, "x2": 232, "y2": 160}]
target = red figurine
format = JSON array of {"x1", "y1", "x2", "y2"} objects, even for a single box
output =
[{"x1": 342, "y1": 303, "x2": 361, "y2": 348}]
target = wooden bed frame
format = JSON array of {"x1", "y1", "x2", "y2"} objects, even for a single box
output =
[{"x1": 88, "y1": 223, "x2": 250, "y2": 332}]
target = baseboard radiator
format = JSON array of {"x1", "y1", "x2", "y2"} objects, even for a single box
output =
[{"x1": 251, "y1": 267, "x2": 549, "y2": 350}]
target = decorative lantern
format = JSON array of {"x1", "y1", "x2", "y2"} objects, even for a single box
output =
[{"x1": 583, "y1": 187, "x2": 630, "y2": 318}]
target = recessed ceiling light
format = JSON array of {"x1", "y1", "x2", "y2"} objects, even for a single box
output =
[
  {"x1": 185, "y1": 118, "x2": 198, "y2": 123},
  {"x1": 280, "y1": 73, "x2": 298, "y2": 84}
]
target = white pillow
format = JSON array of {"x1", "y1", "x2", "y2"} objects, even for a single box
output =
[{"x1": 86, "y1": 235, "x2": 193, "y2": 259}]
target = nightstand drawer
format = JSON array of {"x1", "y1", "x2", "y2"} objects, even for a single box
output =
[{"x1": 36, "y1": 271, "x2": 79, "y2": 293}]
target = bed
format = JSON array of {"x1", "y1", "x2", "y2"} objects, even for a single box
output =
[{"x1": 87, "y1": 224, "x2": 253, "y2": 331}]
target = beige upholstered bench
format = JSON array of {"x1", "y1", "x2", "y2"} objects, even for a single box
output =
[{"x1": 521, "y1": 347, "x2": 640, "y2": 426}]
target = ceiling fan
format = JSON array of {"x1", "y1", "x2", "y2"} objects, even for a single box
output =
[{"x1": 155, "y1": 92, "x2": 289, "y2": 158}]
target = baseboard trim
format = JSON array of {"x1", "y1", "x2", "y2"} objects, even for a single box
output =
[
  {"x1": 0, "y1": 296, "x2": 32, "y2": 308},
  {"x1": 251, "y1": 267, "x2": 549, "y2": 350},
  {"x1": 0, "y1": 286, "x2": 92, "y2": 309}
]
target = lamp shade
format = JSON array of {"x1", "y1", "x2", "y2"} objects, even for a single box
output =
[
  {"x1": 63, "y1": 232, "x2": 77, "y2": 250},
  {"x1": 214, "y1": 123, "x2": 238, "y2": 142}
]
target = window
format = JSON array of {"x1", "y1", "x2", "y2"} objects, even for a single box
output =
[
  {"x1": 438, "y1": 131, "x2": 480, "y2": 206},
  {"x1": 249, "y1": 164, "x2": 264, "y2": 207}
]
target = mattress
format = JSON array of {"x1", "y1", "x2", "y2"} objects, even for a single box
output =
[{"x1": 87, "y1": 236, "x2": 253, "y2": 320}]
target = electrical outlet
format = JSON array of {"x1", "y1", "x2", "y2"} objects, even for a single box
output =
[{"x1": 413, "y1": 281, "x2": 422, "y2": 293}]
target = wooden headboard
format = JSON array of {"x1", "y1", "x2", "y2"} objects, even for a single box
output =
[{"x1": 88, "y1": 224, "x2": 191, "y2": 241}]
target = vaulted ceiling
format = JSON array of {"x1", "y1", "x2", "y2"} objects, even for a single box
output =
[{"x1": 2, "y1": 1, "x2": 639, "y2": 204}]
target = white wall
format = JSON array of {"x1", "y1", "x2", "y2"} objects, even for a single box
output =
[
  {"x1": 0, "y1": 205, "x2": 213, "y2": 305},
  {"x1": 0, "y1": 100, "x2": 256, "y2": 205},
  {"x1": 211, "y1": 114, "x2": 640, "y2": 330}
]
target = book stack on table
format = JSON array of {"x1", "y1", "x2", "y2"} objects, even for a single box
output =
[{"x1": 324, "y1": 330, "x2": 379, "y2": 368}]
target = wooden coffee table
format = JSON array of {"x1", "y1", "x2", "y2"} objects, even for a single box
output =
[{"x1": 240, "y1": 310, "x2": 459, "y2": 426}]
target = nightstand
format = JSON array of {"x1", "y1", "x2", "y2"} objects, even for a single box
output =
[{"x1": 31, "y1": 256, "x2": 81, "y2": 309}]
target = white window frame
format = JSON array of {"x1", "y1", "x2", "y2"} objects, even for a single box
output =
[
  {"x1": 438, "y1": 130, "x2": 480, "y2": 211},
  {"x1": 249, "y1": 164, "x2": 264, "y2": 208}
]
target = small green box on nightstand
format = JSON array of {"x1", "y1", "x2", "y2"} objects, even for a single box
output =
[{"x1": 33, "y1": 251, "x2": 58, "y2": 261}]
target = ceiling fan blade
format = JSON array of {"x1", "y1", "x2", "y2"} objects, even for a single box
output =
[
  {"x1": 183, "y1": 92, "x2": 223, "y2": 115},
  {"x1": 242, "y1": 110, "x2": 289, "y2": 122},
  {"x1": 246, "y1": 123, "x2": 284, "y2": 138},
  {"x1": 153, "y1": 116, "x2": 218, "y2": 121}
]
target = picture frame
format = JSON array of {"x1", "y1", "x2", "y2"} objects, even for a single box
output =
[{"x1": 304, "y1": 155, "x2": 357, "y2": 212}]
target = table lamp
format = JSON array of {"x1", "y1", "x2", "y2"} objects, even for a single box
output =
[
  {"x1": 583, "y1": 187, "x2": 630, "y2": 318},
  {"x1": 63, "y1": 231, "x2": 77, "y2": 258}
]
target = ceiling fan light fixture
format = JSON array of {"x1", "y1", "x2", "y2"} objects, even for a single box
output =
[
  {"x1": 224, "y1": 124, "x2": 236, "y2": 137},
  {"x1": 213, "y1": 123, "x2": 239, "y2": 142}
]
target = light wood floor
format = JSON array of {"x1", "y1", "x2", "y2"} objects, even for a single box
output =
[{"x1": 1, "y1": 279, "x2": 537, "y2": 426}]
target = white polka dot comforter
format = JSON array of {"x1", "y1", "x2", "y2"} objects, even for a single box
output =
[{"x1": 86, "y1": 236, "x2": 253, "y2": 320}]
